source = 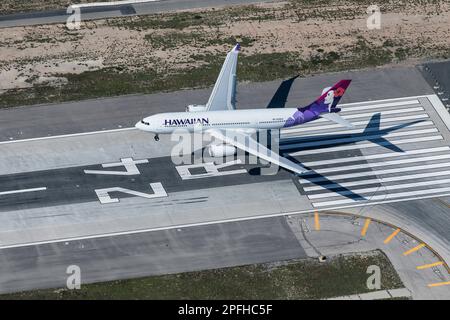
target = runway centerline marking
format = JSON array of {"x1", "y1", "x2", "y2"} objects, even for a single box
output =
[{"x1": 0, "y1": 187, "x2": 47, "y2": 196}]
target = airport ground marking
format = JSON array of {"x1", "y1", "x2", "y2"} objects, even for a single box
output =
[
  {"x1": 427, "y1": 281, "x2": 450, "y2": 288},
  {"x1": 314, "y1": 211, "x2": 320, "y2": 231},
  {"x1": 384, "y1": 228, "x2": 401, "y2": 244},
  {"x1": 69, "y1": 0, "x2": 159, "y2": 9},
  {"x1": 95, "y1": 183, "x2": 167, "y2": 204},
  {"x1": 416, "y1": 261, "x2": 444, "y2": 270},
  {"x1": 284, "y1": 112, "x2": 429, "y2": 136},
  {"x1": 0, "y1": 95, "x2": 435, "y2": 147},
  {"x1": 0, "y1": 187, "x2": 47, "y2": 196},
  {"x1": 0, "y1": 127, "x2": 136, "y2": 145},
  {"x1": 176, "y1": 160, "x2": 247, "y2": 180},
  {"x1": 403, "y1": 243, "x2": 426, "y2": 256},
  {"x1": 361, "y1": 218, "x2": 371, "y2": 237},
  {"x1": 84, "y1": 158, "x2": 148, "y2": 175},
  {"x1": 0, "y1": 208, "x2": 448, "y2": 274}
]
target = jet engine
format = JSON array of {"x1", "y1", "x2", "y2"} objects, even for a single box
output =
[
  {"x1": 185, "y1": 104, "x2": 207, "y2": 112},
  {"x1": 207, "y1": 144, "x2": 237, "y2": 157}
]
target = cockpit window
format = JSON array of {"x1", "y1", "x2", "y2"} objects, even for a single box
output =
[{"x1": 141, "y1": 120, "x2": 150, "y2": 125}]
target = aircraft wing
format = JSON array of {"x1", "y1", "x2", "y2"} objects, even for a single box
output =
[
  {"x1": 205, "y1": 44, "x2": 240, "y2": 111},
  {"x1": 320, "y1": 112, "x2": 354, "y2": 129},
  {"x1": 207, "y1": 129, "x2": 310, "y2": 175}
]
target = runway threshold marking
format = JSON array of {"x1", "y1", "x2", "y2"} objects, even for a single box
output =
[
  {"x1": 416, "y1": 261, "x2": 444, "y2": 270},
  {"x1": 427, "y1": 281, "x2": 450, "y2": 288},
  {"x1": 0, "y1": 187, "x2": 47, "y2": 196},
  {"x1": 403, "y1": 243, "x2": 426, "y2": 256},
  {"x1": 314, "y1": 211, "x2": 320, "y2": 231},
  {"x1": 361, "y1": 218, "x2": 371, "y2": 236},
  {"x1": 384, "y1": 228, "x2": 401, "y2": 244}
]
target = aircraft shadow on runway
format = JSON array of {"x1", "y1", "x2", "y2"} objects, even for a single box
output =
[
  {"x1": 194, "y1": 76, "x2": 424, "y2": 202},
  {"x1": 280, "y1": 113, "x2": 426, "y2": 201},
  {"x1": 266, "y1": 75, "x2": 299, "y2": 109},
  {"x1": 281, "y1": 113, "x2": 424, "y2": 153},
  {"x1": 263, "y1": 77, "x2": 419, "y2": 201}
]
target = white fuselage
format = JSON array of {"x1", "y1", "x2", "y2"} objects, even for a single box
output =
[{"x1": 136, "y1": 108, "x2": 299, "y2": 133}]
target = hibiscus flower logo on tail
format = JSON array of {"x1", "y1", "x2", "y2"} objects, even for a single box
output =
[{"x1": 334, "y1": 87, "x2": 345, "y2": 97}]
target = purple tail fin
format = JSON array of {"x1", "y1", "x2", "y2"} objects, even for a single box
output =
[
  {"x1": 299, "y1": 79, "x2": 351, "y2": 114},
  {"x1": 283, "y1": 80, "x2": 351, "y2": 128}
]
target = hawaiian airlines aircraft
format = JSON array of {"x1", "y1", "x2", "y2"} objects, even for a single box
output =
[{"x1": 136, "y1": 44, "x2": 353, "y2": 175}]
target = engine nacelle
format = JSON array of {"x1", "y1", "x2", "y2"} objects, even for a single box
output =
[
  {"x1": 207, "y1": 144, "x2": 237, "y2": 157},
  {"x1": 185, "y1": 104, "x2": 207, "y2": 112}
]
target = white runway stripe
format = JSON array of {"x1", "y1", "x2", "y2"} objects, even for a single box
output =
[
  {"x1": 302, "y1": 146, "x2": 450, "y2": 167},
  {"x1": 309, "y1": 154, "x2": 450, "y2": 174},
  {"x1": 340, "y1": 100, "x2": 419, "y2": 112},
  {"x1": 304, "y1": 170, "x2": 450, "y2": 191},
  {"x1": 293, "y1": 121, "x2": 433, "y2": 138},
  {"x1": 287, "y1": 135, "x2": 443, "y2": 155},
  {"x1": 282, "y1": 107, "x2": 425, "y2": 130},
  {"x1": 282, "y1": 128, "x2": 438, "y2": 149},
  {"x1": 313, "y1": 186, "x2": 450, "y2": 207},
  {"x1": 282, "y1": 114, "x2": 429, "y2": 135},
  {"x1": 339, "y1": 96, "x2": 425, "y2": 107},
  {"x1": 308, "y1": 178, "x2": 450, "y2": 199},
  {"x1": 0, "y1": 187, "x2": 47, "y2": 196},
  {"x1": 299, "y1": 161, "x2": 450, "y2": 184}
]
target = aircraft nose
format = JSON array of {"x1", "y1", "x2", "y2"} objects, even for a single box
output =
[{"x1": 135, "y1": 120, "x2": 146, "y2": 131}]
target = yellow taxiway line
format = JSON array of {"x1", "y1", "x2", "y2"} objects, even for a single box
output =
[
  {"x1": 403, "y1": 243, "x2": 426, "y2": 256},
  {"x1": 384, "y1": 228, "x2": 401, "y2": 244}
]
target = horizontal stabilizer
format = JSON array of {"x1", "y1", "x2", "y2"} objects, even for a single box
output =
[{"x1": 320, "y1": 112, "x2": 354, "y2": 129}]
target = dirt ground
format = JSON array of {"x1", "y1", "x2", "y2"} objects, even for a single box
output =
[{"x1": 0, "y1": 0, "x2": 449, "y2": 96}]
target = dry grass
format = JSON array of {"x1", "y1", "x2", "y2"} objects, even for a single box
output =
[{"x1": 0, "y1": 0, "x2": 449, "y2": 107}]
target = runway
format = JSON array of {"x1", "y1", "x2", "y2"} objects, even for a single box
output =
[
  {"x1": 0, "y1": 93, "x2": 448, "y2": 248},
  {"x1": 0, "y1": 65, "x2": 449, "y2": 295}
]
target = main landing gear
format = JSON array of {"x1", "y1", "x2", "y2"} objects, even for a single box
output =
[{"x1": 154, "y1": 134, "x2": 160, "y2": 141}]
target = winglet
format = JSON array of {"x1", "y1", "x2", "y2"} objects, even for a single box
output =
[{"x1": 233, "y1": 43, "x2": 241, "y2": 52}]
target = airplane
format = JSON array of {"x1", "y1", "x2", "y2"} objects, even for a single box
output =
[{"x1": 135, "y1": 43, "x2": 354, "y2": 175}]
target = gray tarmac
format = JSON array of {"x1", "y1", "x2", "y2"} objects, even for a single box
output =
[
  {"x1": 0, "y1": 66, "x2": 433, "y2": 141},
  {"x1": 421, "y1": 61, "x2": 450, "y2": 107},
  {"x1": 0, "y1": 64, "x2": 449, "y2": 296},
  {"x1": 0, "y1": 216, "x2": 305, "y2": 294},
  {"x1": 0, "y1": 0, "x2": 278, "y2": 28}
]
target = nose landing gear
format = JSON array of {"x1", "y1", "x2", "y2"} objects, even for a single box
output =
[{"x1": 154, "y1": 134, "x2": 160, "y2": 141}]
